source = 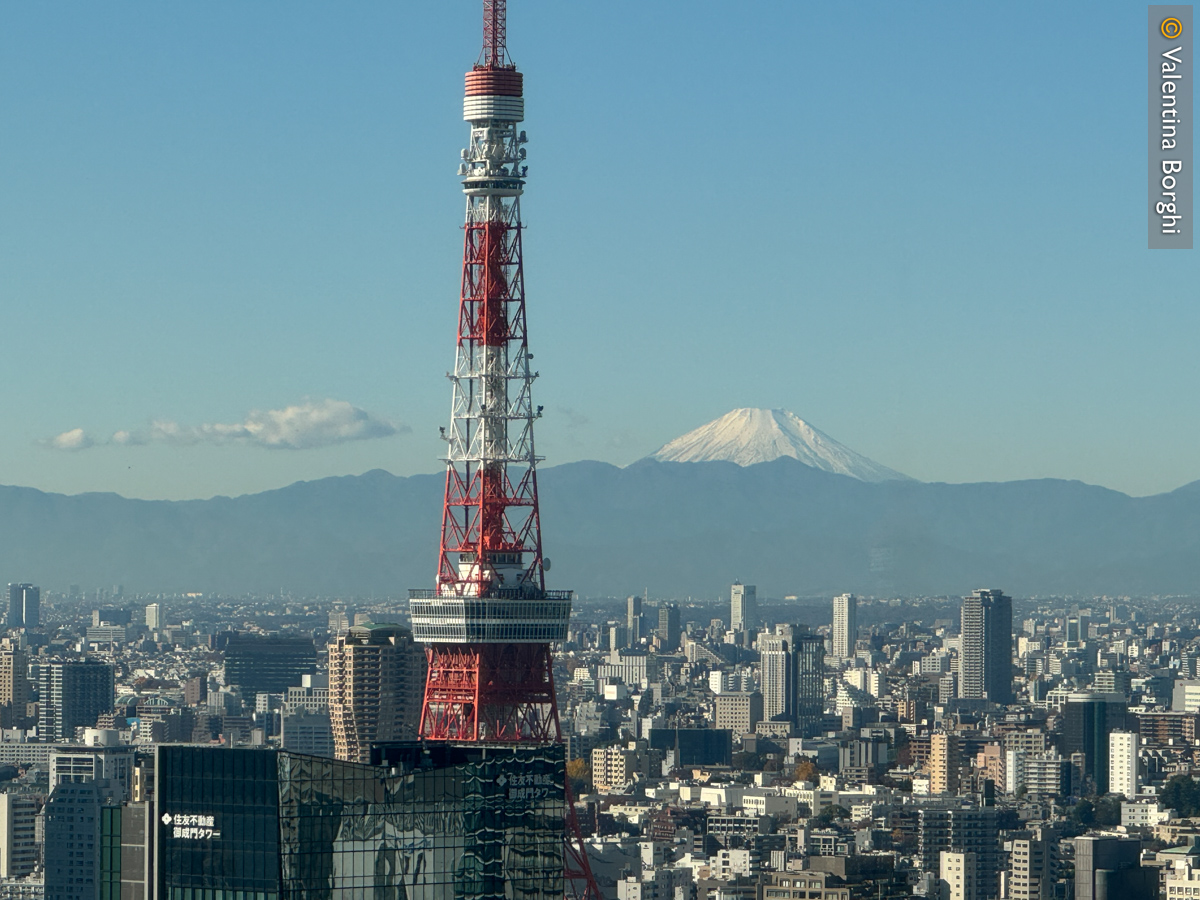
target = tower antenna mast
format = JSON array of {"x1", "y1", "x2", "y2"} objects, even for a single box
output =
[{"x1": 480, "y1": 0, "x2": 511, "y2": 68}]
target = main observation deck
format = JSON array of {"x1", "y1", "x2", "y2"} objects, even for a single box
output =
[{"x1": 408, "y1": 589, "x2": 571, "y2": 644}]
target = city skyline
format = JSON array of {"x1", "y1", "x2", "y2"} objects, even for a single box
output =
[{"x1": 2, "y1": 1, "x2": 1197, "y2": 502}]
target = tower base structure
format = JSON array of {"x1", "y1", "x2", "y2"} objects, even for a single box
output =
[{"x1": 420, "y1": 643, "x2": 560, "y2": 742}]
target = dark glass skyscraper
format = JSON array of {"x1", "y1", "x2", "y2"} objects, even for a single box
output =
[
  {"x1": 223, "y1": 633, "x2": 317, "y2": 697},
  {"x1": 960, "y1": 589, "x2": 1013, "y2": 705},
  {"x1": 657, "y1": 603, "x2": 681, "y2": 651},
  {"x1": 1063, "y1": 692, "x2": 1129, "y2": 795},
  {"x1": 38, "y1": 659, "x2": 115, "y2": 742},
  {"x1": 6, "y1": 583, "x2": 38, "y2": 630},
  {"x1": 793, "y1": 629, "x2": 826, "y2": 738},
  {"x1": 156, "y1": 743, "x2": 565, "y2": 900}
]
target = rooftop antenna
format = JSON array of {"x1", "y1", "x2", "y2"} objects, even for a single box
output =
[{"x1": 479, "y1": 0, "x2": 512, "y2": 68}]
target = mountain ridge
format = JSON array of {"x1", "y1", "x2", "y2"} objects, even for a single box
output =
[{"x1": 3, "y1": 457, "x2": 1200, "y2": 598}]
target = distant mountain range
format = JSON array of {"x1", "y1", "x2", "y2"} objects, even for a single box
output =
[{"x1": 3, "y1": 409, "x2": 1200, "y2": 599}]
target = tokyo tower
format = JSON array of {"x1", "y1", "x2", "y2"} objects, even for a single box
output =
[{"x1": 408, "y1": 3, "x2": 601, "y2": 898}]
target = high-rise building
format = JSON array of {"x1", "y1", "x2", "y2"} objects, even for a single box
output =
[
  {"x1": 1109, "y1": 730, "x2": 1139, "y2": 799},
  {"x1": 713, "y1": 692, "x2": 763, "y2": 736},
  {"x1": 1063, "y1": 692, "x2": 1128, "y2": 795},
  {"x1": 37, "y1": 660, "x2": 115, "y2": 743},
  {"x1": 1007, "y1": 827, "x2": 1058, "y2": 900},
  {"x1": 657, "y1": 603, "x2": 681, "y2": 652},
  {"x1": 918, "y1": 806, "x2": 1000, "y2": 900},
  {"x1": 6, "y1": 584, "x2": 38, "y2": 631},
  {"x1": 731, "y1": 583, "x2": 757, "y2": 633},
  {"x1": 1074, "y1": 835, "x2": 1156, "y2": 900},
  {"x1": 793, "y1": 629, "x2": 826, "y2": 738},
  {"x1": 223, "y1": 633, "x2": 317, "y2": 697},
  {"x1": 960, "y1": 589, "x2": 1013, "y2": 704},
  {"x1": 0, "y1": 638, "x2": 29, "y2": 726},
  {"x1": 627, "y1": 595, "x2": 642, "y2": 645},
  {"x1": 280, "y1": 707, "x2": 335, "y2": 758},
  {"x1": 758, "y1": 634, "x2": 792, "y2": 723},
  {"x1": 832, "y1": 593, "x2": 858, "y2": 661},
  {"x1": 144, "y1": 603, "x2": 161, "y2": 630},
  {"x1": 155, "y1": 743, "x2": 567, "y2": 900},
  {"x1": 45, "y1": 781, "x2": 105, "y2": 900},
  {"x1": 1065, "y1": 615, "x2": 1088, "y2": 646},
  {"x1": 0, "y1": 791, "x2": 39, "y2": 878},
  {"x1": 940, "y1": 850, "x2": 978, "y2": 900},
  {"x1": 930, "y1": 731, "x2": 961, "y2": 795},
  {"x1": 327, "y1": 623, "x2": 424, "y2": 763}
]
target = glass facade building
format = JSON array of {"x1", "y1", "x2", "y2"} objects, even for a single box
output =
[{"x1": 156, "y1": 743, "x2": 565, "y2": 900}]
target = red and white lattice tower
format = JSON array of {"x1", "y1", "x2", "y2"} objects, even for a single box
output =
[{"x1": 408, "y1": 3, "x2": 600, "y2": 899}]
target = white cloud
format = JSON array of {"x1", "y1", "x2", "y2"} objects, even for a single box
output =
[
  {"x1": 48, "y1": 427, "x2": 95, "y2": 451},
  {"x1": 46, "y1": 400, "x2": 406, "y2": 451}
]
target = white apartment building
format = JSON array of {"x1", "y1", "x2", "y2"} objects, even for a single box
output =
[
  {"x1": 832, "y1": 594, "x2": 857, "y2": 661},
  {"x1": 940, "y1": 850, "x2": 978, "y2": 900},
  {"x1": 1109, "y1": 731, "x2": 1139, "y2": 799}
]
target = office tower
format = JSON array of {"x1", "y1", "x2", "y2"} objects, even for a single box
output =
[
  {"x1": 627, "y1": 595, "x2": 642, "y2": 644},
  {"x1": 0, "y1": 792, "x2": 39, "y2": 878},
  {"x1": 941, "y1": 850, "x2": 978, "y2": 900},
  {"x1": 758, "y1": 634, "x2": 792, "y2": 722},
  {"x1": 280, "y1": 706, "x2": 336, "y2": 758},
  {"x1": 0, "y1": 639, "x2": 29, "y2": 725},
  {"x1": 960, "y1": 588, "x2": 1013, "y2": 704},
  {"x1": 1065, "y1": 615, "x2": 1088, "y2": 645},
  {"x1": 50, "y1": 744, "x2": 136, "y2": 801},
  {"x1": 918, "y1": 806, "x2": 1000, "y2": 900},
  {"x1": 1075, "y1": 835, "x2": 1156, "y2": 900},
  {"x1": 930, "y1": 731, "x2": 961, "y2": 795},
  {"x1": 793, "y1": 629, "x2": 826, "y2": 738},
  {"x1": 6, "y1": 584, "x2": 37, "y2": 630},
  {"x1": 731, "y1": 583, "x2": 757, "y2": 632},
  {"x1": 657, "y1": 603, "x2": 681, "y2": 651},
  {"x1": 156, "y1": 743, "x2": 567, "y2": 900},
  {"x1": 184, "y1": 674, "x2": 208, "y2": 707},
  {"x1": 92, "y1": 608, "x2": 131, "y2": 628},
  {"x1": 713, "y1": 692, "x2": 763, "y2": 735},
  {"x1": 223, "y1": 633, "x2": 317, "y2": 696},
  {"x1": 327, "y1": 623, "x2": 424, "y2": 764},
  {"x1": 1109, "y1": 730, "x2": 1139, "y2": 799},
  {"x1": 144, "y1": 603, "x2": 160, "y2": 630},
  {"x1": 832, "y1": 593, "x2": 858, "y2": 661},
  {"x1": 608, "y1": 624, "x2": 629, "y2": 651},
  {"x1": 45, "y1": 781, "x2": 105, "y2": 900},
  {"x1": 1063, "y1": 692, "x2": 1128, "y2": 795},
  {"x1": 38, "y1": 659, "x2": 115, "y2": 743},
  {"x1": 1008, "y1": 827, "x2": 1058, "y2": 900}
]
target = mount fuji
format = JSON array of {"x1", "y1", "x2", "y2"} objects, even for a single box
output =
[{"x1": 646, "y1": 408, "x2": 913, "y2": 483}]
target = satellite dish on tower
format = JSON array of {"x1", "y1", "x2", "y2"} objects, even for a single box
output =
[{"x1": 543, "y1": 558, "x2": 552, "y2": 571}]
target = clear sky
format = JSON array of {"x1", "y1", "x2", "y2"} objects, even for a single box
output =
[{"x1": 1, "y1": 1, "x2": 1195, "y2": 501}]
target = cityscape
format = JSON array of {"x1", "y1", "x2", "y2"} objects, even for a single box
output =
[{"x1": 1, "y1": 2, "x2": 1198, "y2": 900}]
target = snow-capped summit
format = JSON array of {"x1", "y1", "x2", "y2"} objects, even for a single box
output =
[{"x1": 646, "y1": 408, "x2": 912, "y2": 482}]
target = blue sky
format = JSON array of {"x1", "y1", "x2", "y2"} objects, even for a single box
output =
[{"x1": 1, "y1": 1, "x2": 1195, "y2": 500}]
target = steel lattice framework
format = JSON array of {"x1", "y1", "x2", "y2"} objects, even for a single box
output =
[{"x1": 409, "y1": 4, "x2": 601, "y2": 899}]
